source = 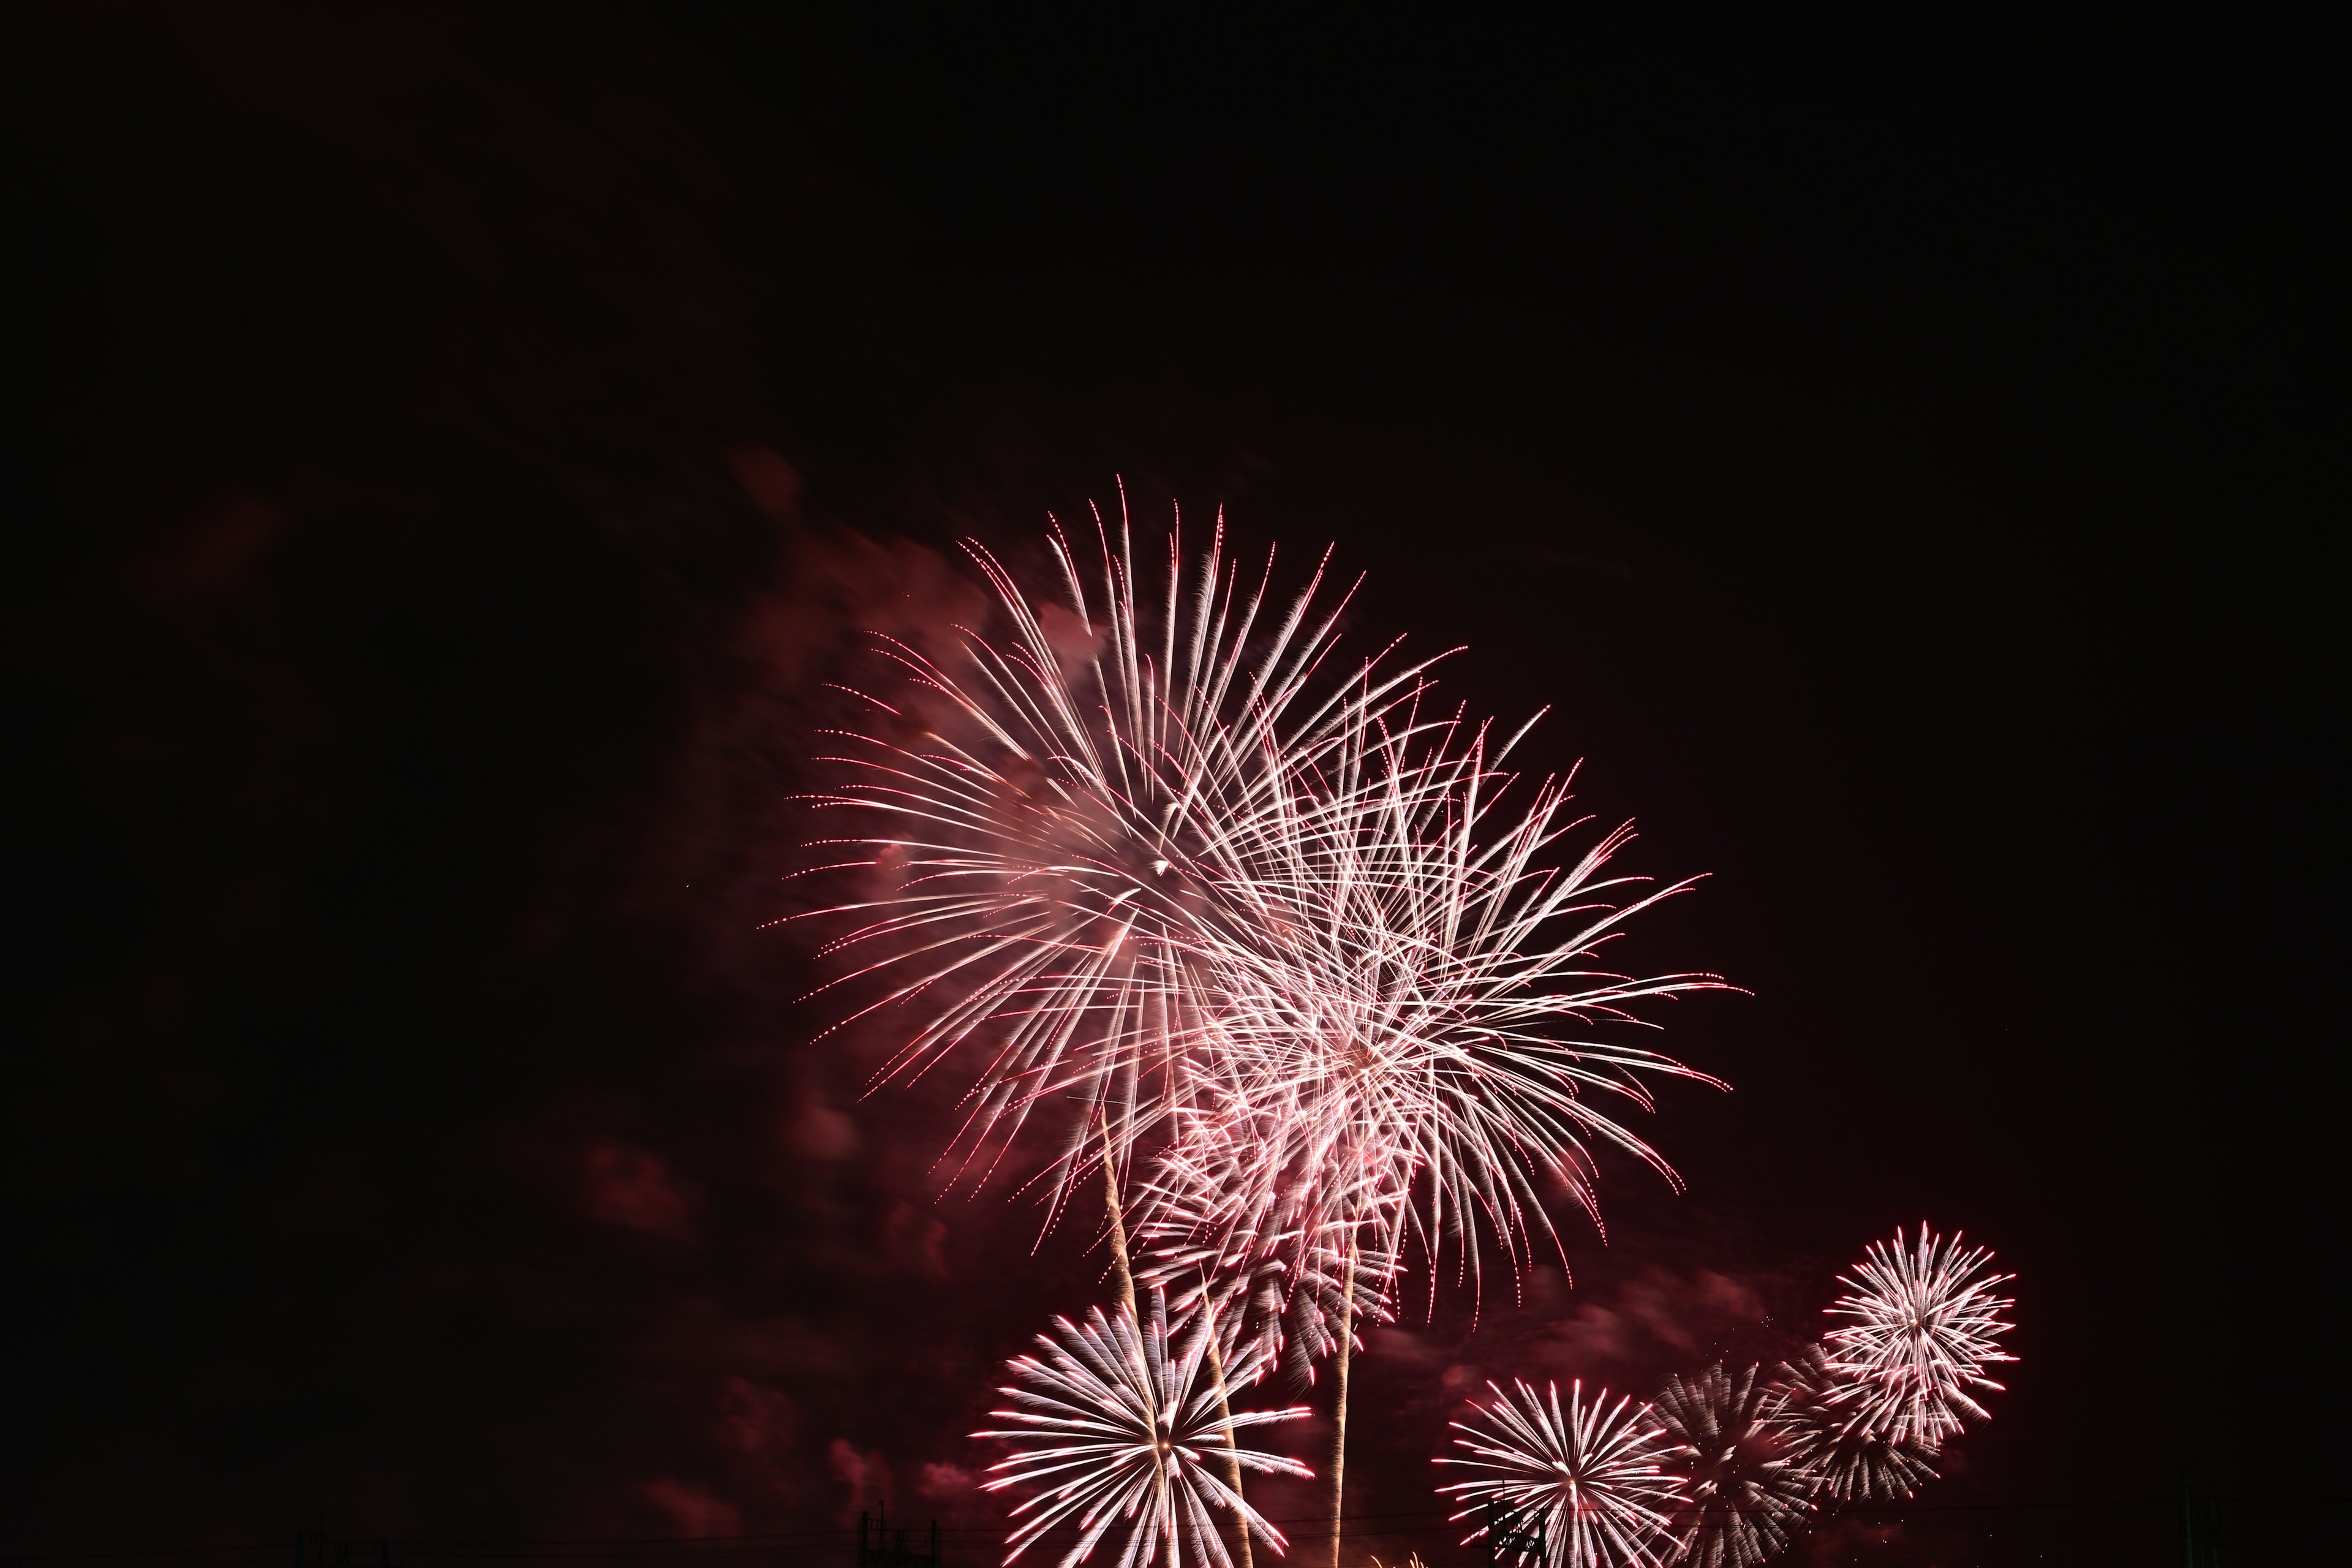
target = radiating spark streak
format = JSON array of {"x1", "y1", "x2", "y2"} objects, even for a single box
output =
[
  {"x1": 977, "y1": 1289, "x2": 1313, "y2": 1568},
  {"x1": 1822, "y1": 1224, "x2": 2015, "y2": 1449},
  {"x1": 1436, "y1": 1378, "x2": 1686, "y2": 1568}
]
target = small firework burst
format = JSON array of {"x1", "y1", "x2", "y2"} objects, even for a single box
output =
[
  {"x1": 1436, "y1": 1378, "x2": 1686, "y2": 1568},
  {"x1": 1651, "y1": 1363, "x2": 1813, "y2": 1568},
  {"x1": 978, "y1": 1288, "x2": 1313, "y2": 1568},
  {"x1": 1824, "y1": 1224, "x2": 2015, "y2": 1447}
]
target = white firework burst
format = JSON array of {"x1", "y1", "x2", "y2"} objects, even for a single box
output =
[
  {"x1": 1436, "y1": 1378, "x2": 1687, "y2": 1568},
  {"x1": 1823, "y1": 1224, "x2": 2015, "y2": 1447},
  {"x1": 978, "y1": 1288, "x2": 1314, "y2": 1568}
]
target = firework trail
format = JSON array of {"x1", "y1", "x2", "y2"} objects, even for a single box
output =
[
  {"x1": 1437, "y1": 1378, "x2": 1687, "y2": 1568},
  {"x1": 1763, "y1": 1345, "x2": 1939, "y2": 1505},
  {"x1": 977, "y1": 1288, "x2": 1314, "y2": 1568},
  {"x1": 801, "y1": 497, "x2": 1446, "y2": 1245},
  {"x1": 1650, "y1": 1363, "x2": 1812, "y2": 1568},
  {"x1": 1823, "y1": 1225, "x2": 2015, "y2": 1448}
]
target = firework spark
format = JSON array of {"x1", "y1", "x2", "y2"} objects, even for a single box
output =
[
  {"x1": 1437, "y1": 1378, "x2": 1687, "y2": 1568},
  {"x1": 1765, "y1": 1345, "x2": 1939, "y2": 1505},
  {"x1": 1823, "y1": 1224, "x2": 2015, "y2": 1448},
  {"x1": 1651, "y1": 1363, "x2": 1812, "y2": 1568},
  {"x1": 978, "y1": 1289, "x2": 1313, "y2": 1568}
]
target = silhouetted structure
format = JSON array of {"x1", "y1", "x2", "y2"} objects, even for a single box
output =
[
  {"x1": 858, "y1": 1504, "x2": 940, "y2": 1568},
  {"x1": 1482, "y1": 1500, "x2": 1544, "y2": 1568}
]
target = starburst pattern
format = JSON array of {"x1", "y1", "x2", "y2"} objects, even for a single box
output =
[
  {"x1": 1651, "y1": 1363, "x2": 1812, "y2": 1568},
  {"x1": 1823, "y1": 1225, "x2": 2015, "y2": 1447},
  {"x1": 1437, "y1": 1378, "x2": 1687, "y2": 1568},
  {"x1": 978, "y1": 1289, "x2": 1314, "y2": 1568}
]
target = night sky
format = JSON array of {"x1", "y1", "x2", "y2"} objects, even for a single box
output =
[{"x1": 4, "y1": 9, "x2": 2339, "y2": 1567}]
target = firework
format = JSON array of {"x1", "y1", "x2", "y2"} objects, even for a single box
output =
[
  {"x1": 1128, "y1": 696, "x2": 1730, "y2": 1329},
  {"x1": 809, "y1": 502, "x2": 1726, "y2": 1293},
  {"x1": 1823, "y1": 1225, "x2": 2015, "y2": 1448},
  {"x1": 978, "y1": 1288, "x2": 1314, "y2": 1568},
  {"x1": 1765, "y1": 1345, "x2": 1938, "y2": 1504},
  {"x1": 1437, "y1": 1378, "x2": 1686, "y2": 1568},
  {"x1": 808, "y1": 507, "x2": 1729, "y2": 1568},
  {"x1": 1651, "y1": 1363, "x2": 1812, "y2": 1568},
  {"x1": 1133, "y1": 647, "x2": 1727, "y2": 1568},
  {"x1": 801, "y1": 497, "x2": 1444, "y2": 1232}
]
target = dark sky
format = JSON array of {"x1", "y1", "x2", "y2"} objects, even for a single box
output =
[{"x1": 3, "y1": 7, "x2": 2339, "y2": 1567}]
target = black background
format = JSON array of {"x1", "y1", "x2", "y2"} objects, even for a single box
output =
[{"x1": 3, "y1": 7, "x2": 2339, "y2": 1566}]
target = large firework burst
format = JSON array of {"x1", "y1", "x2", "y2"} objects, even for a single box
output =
[
  {"x1": 1650, "y1": 1363, "x2": 1812, "y2": 1568},
  {"x1": 1823, "y1": 1225, "x2": 2015, "y2": 1447},
  {"x1": 1764, "y1": 1345, "x2": 1939, "y2": 1505},
  {"x1": 809, "y1": 508, "x2": 1729, "y2": 1568},
  {"x1": 977, "y1": 1289, "x2": 1314, "y2": 1568},
  {"x1": 801, "y1": 500, "x2": 1441, "y2": 1221},
  {"x1": 1436, "y1": 1378, "x2": 1687, "y2": 1568}
]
